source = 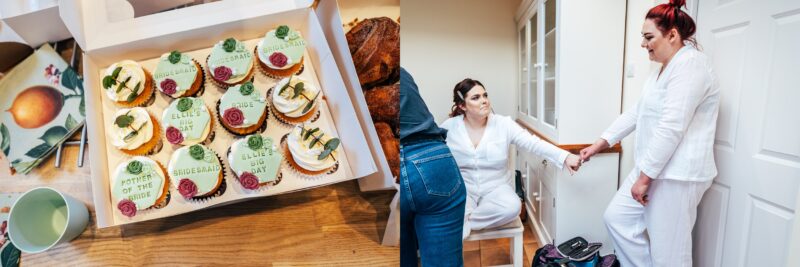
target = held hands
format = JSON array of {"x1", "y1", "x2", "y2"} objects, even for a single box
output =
[
  {"x1": 564, "y1": 154, "x2": 582, "y2": 175},
  {"x1": 579, "y1": 139, "x2": 610, "y2": 163}
]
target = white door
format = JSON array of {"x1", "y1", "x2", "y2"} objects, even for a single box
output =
[{"x1": 693, "y1": 0, "x2": 800, "y2": 266}]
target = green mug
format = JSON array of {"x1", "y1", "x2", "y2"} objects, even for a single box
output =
[{"x1": 7, "y1": 187, "x2": 89, "y2": 254}]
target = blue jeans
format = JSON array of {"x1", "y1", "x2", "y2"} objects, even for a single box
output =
[{"x1": 400, "y1": 140, "x2": 467, "y2": 267}]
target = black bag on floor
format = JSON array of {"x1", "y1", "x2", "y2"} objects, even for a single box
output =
[{"x1": 532, "y1": 237, "x2": 619, "y2": 267}]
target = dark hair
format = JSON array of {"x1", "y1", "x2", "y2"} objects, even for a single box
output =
[
  {"x1": 449, "y1": 78, "x2": 485, "y2": 117},
  {"x1": 645, "y1": 0, "x2": 698, "y2": 48}
]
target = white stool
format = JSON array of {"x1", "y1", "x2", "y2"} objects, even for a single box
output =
[{"x1": 465, "y1": 217, "x2": 525, "y2": 267}]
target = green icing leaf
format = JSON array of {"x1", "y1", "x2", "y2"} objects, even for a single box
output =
[
  {"x1": 177, "y1": 98, "x2": 193, "y2": 112},
  {"x1": 65, "y1": 114, "x2": 78, "y2": 130},
  {"x1": 25, "y1": 143, "x2": 52, "y2": 158},
  {"x1": 309, "y1": 133, "x2": 324, "y2": 149},
  {"x1": 240, "y1": 81, "x2": 254, "y2": 96},
  {"x1": 115, "y1": 114, "x2": 134, "y2": 128},
  {"x1": 276, "y1": 25, "x2": 290, "y2": 39},
  {"x1": 116, "y1": 76, "x2": 131, "y2": 93},
  {"x1": 324, "y1": 138, "x2": 341, "y2": 151},
  {"x1": 318, "y1": 148, "x2": 332, "y2": 161},
  {"x1": 279, "y1": 76, "x2": 292, "y2": 95},
  {"x1": 1, "y1": 123, "x2": 10, "y2": 156},
  {"x1": 223, "y1": 38, "x2": 237, "y2": 52},
  {"x1": 189, "y1": 145, "x2": 205, "y2": 160},
  {"x1": 40, "y1": 126, "x2": 68, "y2": 146},
  {"x1": 292, "y1": 82, "x2": 305, "y2": 99},
  {"x1": 127, "y1": 160, "x2": 143, "y2": 174},
  {"x1": 303, "y1": 127, "x2": 319, "y2": 141},
  {"x1": 168, "y1": 50, "x2": 182, "y2": 64},
  {"x1": 126, "y1": 82, "x2": 141, "y2": 103},
  {"x1": 247, "y1": 135, "x2": 263, "y2": 150},
  {"x1": 111, "y1": 66, "x2": 122, "y2": 79},
  {"x1": 301, "y1": 93, "x2": 319, "y2": 114},
  {"x1": 102, "y1": 76, "x2": 115, "y2": 89}
]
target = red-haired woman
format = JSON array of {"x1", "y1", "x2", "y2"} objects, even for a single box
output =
[{"x1": 580, "y1": 0, "x2": 720, "y2": 266}]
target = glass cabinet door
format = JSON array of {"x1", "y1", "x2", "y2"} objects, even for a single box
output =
[
  {"x1": 519, "y1": 26, "x2": 528, "y2": 115},
  {"x1": 543, "y1": 0, "x2": 557, "y2": 126},
  {"x1": 528, "y1": 13, "x2": 538, "y2": 119}
]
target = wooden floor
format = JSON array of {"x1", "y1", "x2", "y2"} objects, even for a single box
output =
[{"x1": 463, "y1": 218, "x2": 542, "y2": 267}]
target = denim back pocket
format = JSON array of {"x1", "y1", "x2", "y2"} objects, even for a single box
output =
[{"x1": 410, "y1": 148, "x2": 462, "y2": 197}]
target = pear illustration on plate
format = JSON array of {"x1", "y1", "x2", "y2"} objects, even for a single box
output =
[{"x1": 7, "y1": 85, "x2": 64, "y2": 129}]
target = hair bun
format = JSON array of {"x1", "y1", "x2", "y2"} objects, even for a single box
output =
[{"x1": 669, "y1": 0, "x2": 686, "y2": 8}]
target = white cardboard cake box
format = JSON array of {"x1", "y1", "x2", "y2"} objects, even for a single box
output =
[{"x1": 58, "y1": 0, "x2": 395, "y2": 228}]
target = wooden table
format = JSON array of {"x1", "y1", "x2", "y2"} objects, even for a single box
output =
[{"x1": 0, "y1": 139, "x2": 398, "y2": 266}]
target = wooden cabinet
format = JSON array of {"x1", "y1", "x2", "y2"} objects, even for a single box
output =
[{"x1": 514, "y1": 0, "x2": 625, "y2": 254}]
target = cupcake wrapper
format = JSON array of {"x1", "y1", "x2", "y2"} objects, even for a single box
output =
[
  {"x1": 279, "y1": 133, "x2": 339, "y2": 180},
  {"x1": 266, "y1": 87, "x2": 321, "y2": 127}
]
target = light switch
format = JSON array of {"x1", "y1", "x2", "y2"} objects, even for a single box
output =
[{"x1": 626, "y1": 63, "x2": 635, "y2": 78}]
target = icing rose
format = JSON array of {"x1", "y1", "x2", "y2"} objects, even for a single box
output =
[
  {"x1": 214, "y1": 66, "x2": 232, "y2": 81},
  {"x1": 223, "y1": 107, "x2": 244, "y2": 126},
  {"x1": 168, "y1": 51, "x2": 182, "y2": 64},
  {"x1": 223, "y1": 38, "x2": 237, "y2": 53},
  {"x1": 126, "y1": 160, "x2": 143, "y2": 174},
  {"x1": 239, "y1": 172, "x2": 259, "y2": 190},
  {"x1": 178, "y1": 178, "x2": 198, "y2": 198},
  {"x1": 117, "y1": 199, "x2": 137, "y2": 217},
  {"x1": 189, "y1": 144, "x2": 205, "y2": 160},
  {"x1": 160, "y1": 79, "x2": 177, "y2": 95},
  {"x1": 276, "y1": 25, "x2": 290, "y2": 39},
  {"x1": 240, "y1": 82, "x2": 254, "y2": 95},
  {"x1": 247, "y1": 135, "x2": 263, "y2": 150},
  {"x1": 177, "y1": 98, "x2": 193, "y2": 112},
  {"x1": 166, "y1": 126, "x2": 184, "y2": 144},
  {"x1": 269, "y1": 52, "x2": 288, "y2": 68}
]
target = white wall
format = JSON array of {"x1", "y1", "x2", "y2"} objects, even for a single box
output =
[
  {"x1": 400, "y1": 0, "x2": 521, "y2": 123},
  {"x1": 617, "y1": 0, "x2": 663, "y2": 183}
]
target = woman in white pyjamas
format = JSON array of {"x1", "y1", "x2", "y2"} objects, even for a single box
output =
[
  {"x1": 580, "y1": 1, "x2": 720, "y2": 266},
  {"x1": 439, "y1": 78, "x2": 582, "y2": 239}
]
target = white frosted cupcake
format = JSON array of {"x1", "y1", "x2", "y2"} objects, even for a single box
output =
[
  {"x1": 101, "y1": 60, "x2": 155, "y2": 107},
  {"x1": 271, "y1": 75, "x2": 320, "y2": 124},
  {"x1": 282, "y1": 125, "x2": 340, "y2": 175},
  {"x1": 110, "y1": 107, "x2": 161, "y2": 155}
]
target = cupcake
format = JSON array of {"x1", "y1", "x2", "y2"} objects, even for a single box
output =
[
  {"x1": 110, "y1": 107, "x2": 162, "y2": 155},
  {"x1": 207, "y1": 38, "x2": 255, "y2": 87},
  {"x1": 168, "y1": 144, "x2": 224, "y2": 199},
  {"x1": 256, "y1": 25, "x2": 306, "y2": 78},
  {"x1": 228, "y1": 134, "x2": 283, "y2": 190},
  {"x1": 153, "y1": 50, "x2": 204, "y2": 98},
  {"x1": 162, "y1": 97, "x2": 214, "y2": 146},
  {"x1": 271, "y1": 75, "x2": 320, "y2": 125},
  {"x1": 217, "y1": 81, "x2": 268, "y2": 135},
  {"x1": 111, "y1": 157, "x2": 169, "y2": 217},
  {"x1": 101, "y1": 60, "x2": 155, "y2": 107},
  {"x1": 282, "y1": 125, "x2": 340, "y2": 175}
]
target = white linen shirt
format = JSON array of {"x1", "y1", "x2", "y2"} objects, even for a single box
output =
[
  {"x1": 601, "y1": 45, "x2": 720, "y2": 182},
  {"x1": 441, "y1": 114, "x2": 569, "y2": 197}
]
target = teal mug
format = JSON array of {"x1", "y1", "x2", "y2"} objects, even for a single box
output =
[{"x1": 7, "y1": 187, "x2": 89, "y2": 254}]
